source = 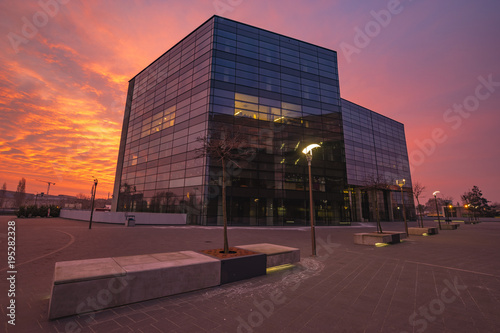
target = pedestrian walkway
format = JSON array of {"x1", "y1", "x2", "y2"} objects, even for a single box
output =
[{"x1": 1, "y1": 216, "x2": 499, "y2": 332}]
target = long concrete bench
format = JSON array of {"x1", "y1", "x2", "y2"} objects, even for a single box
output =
[
  {"x1": 48, "y1": 243, "x2": 300, "y2": 319},
  {"x1": 48, "y1": 251, "x2": 220, "y2": 319},
  {"x1": 408, "y1": 227, "x2": 439, "y2": 236},
  {"x1": 354, "y1": 232, "x2": 407, "y2": 245}
]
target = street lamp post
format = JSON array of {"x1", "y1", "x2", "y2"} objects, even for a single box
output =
[
  {"x1": 433, "y1": 191, "x2": 442, "y2": 230},
  {"x1": 89, "y1": 178, "x2": 98, "y2": 230},
  {"x1": 35, "y1": 192, "x2": 44, "y2": 207},
  {"x1": 447, "y1": 204, "x2": 453, "y2": 224},
  {"x1": 302, "y1": 144, "x2": 320, "y2": 256},
  {"x1": 464, "y1": 203, "x2": 471, "y2": 222},
  {"x1": 396, "y1": 179, "x2": 408, "y2": 236}
]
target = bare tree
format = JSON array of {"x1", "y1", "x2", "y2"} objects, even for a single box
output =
[
  {"x1": 411, "y1": 182, "x2": 426, "y2": 227},
  {"x1": 14, "y1": 178, "x2": 26, "y2": 208},
  {"x1": 0, "y1": 182, "x2": 6, "y2": 209},
  {"x1": 362, "y1": 175, "x2": 391, "y2": 233},
  {"x1": 197, "y1": 127, "x2": 250, "y2": 254}
]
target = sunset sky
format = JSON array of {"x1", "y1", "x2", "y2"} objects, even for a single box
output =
[{"x1": 1, "y1": 0, "x2": 499, "y2": 204}]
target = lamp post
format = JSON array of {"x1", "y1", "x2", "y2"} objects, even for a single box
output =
[
  {"x1": 34, "y1": 192, "x2": 44, "y2": 207},
  {"x1": 433, "y1": 191, "x2": 442, "y2": 230},
  {"x1": 302, "y1": 144, "x2": 320, "y2": 256},
  {"x1": 396, "y1": 179, "x2": 408, "y2": 236},
  {"x1": 464, "y1": 203, "x2": 471, "y2": 222},
  {"x1": 89, "y1": 178, "x2": 98, "y2": 229},
  {"x1": 447, "y1": 204, "x2": 453, "y2": 224}
]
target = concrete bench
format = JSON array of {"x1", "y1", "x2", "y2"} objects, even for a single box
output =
[
  {"x1": 49, "y1": 243, "x2": 301, "y2": 319},
  {"x1": 408, "y1": 227, "x2": 439, "y2": 236},
  {"x1": 440, "y1": 223, "x2": 460, "y2": 230},
  {"x1": 48, "y1": 251, "x2": 220, "y2": 319},
  {"x1": 354, "y1": 232, "x2": 407, "y2": 245},
  {"x1": 235, "y1": 243, "x2": 301, "y2": 267}
]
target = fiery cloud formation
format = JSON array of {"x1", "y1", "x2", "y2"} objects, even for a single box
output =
[{"x1": 0, "y1": 0, "x2": 499, "y2": 202}]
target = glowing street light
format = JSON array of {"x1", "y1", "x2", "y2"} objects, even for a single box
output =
[
  {"x1": 396, "y1": 179, "x2": 408, "y2": 236},
  {"x1": 464, "y1": 203, "x2": 472, "y2": 222},
  {"x1": 302, "y1": 144, "x2": 320, "y2": 256},
  {"x1": 433, "y1": 190, "x2": 442, "y2": 230}
]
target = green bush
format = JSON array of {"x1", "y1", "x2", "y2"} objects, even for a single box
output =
[
  {"x1": 38, "y1": 205, "x2": 49, "y2": 217},
  {"x1": 15, "y1": 205, "x2": 61, "y2": 218},
  {"x1": 49, "y1": 205, "x2": 61, "y2": 217},
  {"x1": 25, "y1": 205, "x2": 38, "y2": 217},
  {"x1": 16, "y1": 206, "x2": 26, "y2": 218}
]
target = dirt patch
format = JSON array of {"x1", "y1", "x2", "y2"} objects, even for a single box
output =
[{"x1": 200, "y1": 247, "x2": 259, "y2": 259}]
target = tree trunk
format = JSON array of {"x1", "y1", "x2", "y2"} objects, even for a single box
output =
[
  {"x1": 374, "y1": 190, "x2": 382, "y2": 233},
  {"x1": 222, "y1": 159, "x2": 229, "y2": 254},
  {"x1": 416, "y1": 198, "x2": 424, "y2": 227}
]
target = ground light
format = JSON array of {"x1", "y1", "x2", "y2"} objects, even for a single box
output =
[
  {"x1": 266, "y1": 264, "x2": 296, "y2": 274},
  {"x1": 302, "y1": 143, "x2": 320, "y2": 256}
]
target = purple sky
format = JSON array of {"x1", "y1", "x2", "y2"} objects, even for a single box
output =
[{"x1": 0, "y1": 0, "x2": 499, "y2": 205}]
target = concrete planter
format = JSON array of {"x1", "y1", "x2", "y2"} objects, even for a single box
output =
[
  {"x1": 219, "y1": 253, "x2": 267, "y2": 284},
  {"x1": 440, "y1": 223, "x2": 460, "y2": 230},
  {"x1": 354, "y1": 232, "x2": 407, "y2": 245},
  {"x1": 408, "y1": 227, "x2": 439, "y2": 236},
  {"x1": 235, "y1": 243, "x2": 301, "y2": 268},
  {"x1": 199, "y1": 248, "x2": 267, "y2": 284}
]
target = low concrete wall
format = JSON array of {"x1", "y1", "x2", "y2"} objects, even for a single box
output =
[{"x1": 60, "y1": 209, "x2": 186, "y2": 225}]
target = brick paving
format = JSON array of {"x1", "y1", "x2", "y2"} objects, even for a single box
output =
[{"x1": 1, "y1": 216, "x2": 500, "y2": 333}]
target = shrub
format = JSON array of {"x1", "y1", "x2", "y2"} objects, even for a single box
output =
[
  {"x1": 38, "y1": 205, "x2": 49, "y2": 217},
  {"x1": 49, "y1": 205, "x2": 61, "y2": 217},
  {"x1": 16, "y1": 205, "x2": 26, "y2": 218},
  {"x1": 25, "y1": 205, "x2": 38, "y2": 217}
]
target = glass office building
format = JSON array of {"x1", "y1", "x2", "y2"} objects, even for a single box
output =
[
  {"x1": 342, "y1": 99, "x2": 413, "y2": 222},
  {"x1": 111, "y1": 15, "x2": 413, "y2": 225}
]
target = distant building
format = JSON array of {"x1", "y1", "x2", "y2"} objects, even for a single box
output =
[{"x1": 111, "y1": 15, "x2": 414, "y2": 225}]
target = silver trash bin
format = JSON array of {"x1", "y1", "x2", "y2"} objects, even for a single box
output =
[{"x1": 126, "y1": 215, "x2": 135, "y2": 227}]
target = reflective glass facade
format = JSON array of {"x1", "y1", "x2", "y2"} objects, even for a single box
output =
[
  {"x1": 111, "y1": 16, "x2": 413, "y2": 225},
  {"x1": 342, "y1": 99, "x2": 414, "y2": 221}
]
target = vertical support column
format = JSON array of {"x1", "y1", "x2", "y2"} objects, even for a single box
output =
[
  {"x1": 355, "y1": 188, "x2": 363, "y2": 222},
  {"x1": 388, "y1": 191, "x2": 394, "y2": 221},
  {"x1": 266, "y1": 200, "x2": 274, "y2": 226}
]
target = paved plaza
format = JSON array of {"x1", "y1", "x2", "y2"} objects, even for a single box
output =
[{"x1": 1, "y1": 216, "x2": 499, "y2": 333}]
